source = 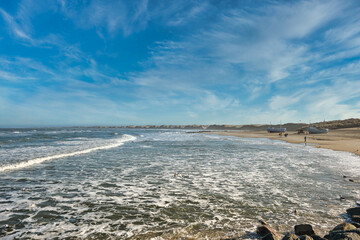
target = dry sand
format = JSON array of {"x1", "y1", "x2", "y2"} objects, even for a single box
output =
[{"x1": 206, "y1": 127, "x2": 360, "y2": 156}]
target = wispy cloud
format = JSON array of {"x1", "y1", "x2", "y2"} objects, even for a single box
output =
[
  {"x1": 0, "y1": 3, "x2": 68, "y2": 50},
  {"x1": 269, "y1": 93, "x2": 305, "y2": 111},
  {"x1": 164, "y1": 1, "x2": 210, "y2": 26},
  {"x1": 0, "y1": 69, "x2": 35, "y2": 82},
  {"x1": 59, "y1": 0, "x2": 149, "y2": 36},
  {"x1": 0, "y1": 8, "x2": 33, "y2": 42},
  {"x1": 58, "y1": 0, "x2": 210, "y2": 36}
]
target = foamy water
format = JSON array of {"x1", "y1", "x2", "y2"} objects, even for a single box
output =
[{"x1": 0, "y1": 128, "x2": 359, "y2": 239}]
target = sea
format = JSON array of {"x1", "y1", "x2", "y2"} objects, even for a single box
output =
[{"x1": 1, "y1": 127, "x2": 360, "y2": 239}]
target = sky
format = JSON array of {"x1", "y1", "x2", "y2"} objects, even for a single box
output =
[{"x1": 1, "y1": 0, "x2": 360, "y2": 127}]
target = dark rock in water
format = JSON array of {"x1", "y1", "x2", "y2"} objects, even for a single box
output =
[
  {"x1": 312, "y1": 235, "x2": 327, "y2": 240},
  {"x1": 300, "y1": 235, "x2": 314, "y2": 240},
  {"x1": 346, "y1": 207, "x2": 360, "y2": 222},
  {"x1": 282, "y1": 233, "x2": 300, "y2": 240},
  {"x1": 295, "y1": 224, "x2": 315, "y2": 236},
  {"x1": 331, "y1": 223, "x2": 356, "y2": 232},
  {"x1": 329, "y1": 231, "x2": 360, "y2": 240},
  {"x1": 257, "y1": 225, "x2": 278, "y2": 240},
  {"x1": 257, "y1": 225, "x2": 273, "y2": 236},
  {"x1": 0, "y1": 224, "x2": 13, "y2": 237},
  {"x1": 344, "y1": 177, "x2": 360, "y2": 183},
  {"x1": 1, "y1": 224, "x2": 13, "y2": 232},
  {"x1": 347, "y1": 207, "x2": 360, "y2": 216},
  {"x1": 351, "y1": 222, "x2": 360, "y2": 228},
  {"x1": 350, "y1": 215, "x2": 360, "y2": 223}
]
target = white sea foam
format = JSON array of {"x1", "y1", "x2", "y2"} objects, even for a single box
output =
[{"x1": 0, "y1": 134, "x2": 136, "y2": 172}]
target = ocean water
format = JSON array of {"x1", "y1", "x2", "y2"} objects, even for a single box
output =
[{"x1": 1, "y1": 128, "x2": 360, "y2": 239}]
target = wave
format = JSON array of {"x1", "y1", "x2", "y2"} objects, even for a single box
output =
[{"x1": 0, "y1": 134, "x2": 136, "y2": 173}]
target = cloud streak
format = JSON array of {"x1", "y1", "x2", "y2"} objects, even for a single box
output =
[
  {"x1": 0, "y1": 8, "x2": 33, "y2": 42},
  {"x1": 58, "y1": 0, "x2": 209, "y2": 37}
]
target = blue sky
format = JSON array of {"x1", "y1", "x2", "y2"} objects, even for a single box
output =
[{"x1": 1, "y1": 0, "x2": 360, "y2": 127}]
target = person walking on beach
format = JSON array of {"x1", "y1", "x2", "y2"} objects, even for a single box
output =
[{"x1": 304, "y1": 136, "x2": 307, "y2": 146}]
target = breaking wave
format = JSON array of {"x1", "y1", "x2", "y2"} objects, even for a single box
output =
[{"x1": 0, "y1": 134, "x2": 136, "y2": 172}]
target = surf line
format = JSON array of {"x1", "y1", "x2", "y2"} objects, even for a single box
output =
[{"x1": 0, "y1": 134, "x2": 136, "y2": 173}]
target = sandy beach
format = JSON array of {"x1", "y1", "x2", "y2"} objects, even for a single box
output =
[{"x1": 207, "y1": 127, "x2": 360, "y2": 157}]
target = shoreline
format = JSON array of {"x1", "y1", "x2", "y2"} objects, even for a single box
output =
[{"x1": 203, "y1": 127, "x2": 360, "y2": 157}]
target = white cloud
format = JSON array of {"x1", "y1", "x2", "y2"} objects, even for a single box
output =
[
  {"x1": 206, "y1": 0, "x2": 348, "y2": 83},
  {"x1": 58, "y1": 0, "x2": 210, "y2": 36},
  {"x1": 324, "y1": 11, "x2": 360, "y2": 47},
  {"x1": 166, "y1": 2, "x2": 209, "y2": 26},
  {"x1": 0, "y1": 4, "x2": 71, "y2": 50},
  {"x1": 0, "y1": 8, "x2": 33, "y2": 42},
  {"x1": 267, "y1": 78, "x2": 360, "y2": 123},
  {"x1": 0, "y1": 70, "x2": 35, "y2": 82},
  {"x1": 0, "y1": 57, "x2": 55, "y2": 80},
  {"x1": 269, "y1": 93, "x2": 305, "y2": 111},
  {"x1": 59, "y1": 0, "x2": 150, "y2": 36}
]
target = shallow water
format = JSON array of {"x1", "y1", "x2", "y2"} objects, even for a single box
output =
[{"x1": 0, "y1": 128, "x2": 359, "y2": 239}]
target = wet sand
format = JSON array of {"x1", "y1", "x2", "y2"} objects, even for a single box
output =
[{"x1": 206, "y1": 127, "x2": 360, "y2": 156}]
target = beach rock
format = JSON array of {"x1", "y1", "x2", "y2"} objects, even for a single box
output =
[
  {"x1": 329, "y1": 231, "x2": 360, "y2": 240},
  {"x1": 282, "y1": 233, "x2": 300, "y2": 240},
  {"x1": 299, "y1": 235, "x2": 314, "y2": 240},
  {"x1": 257, "y1": 225, "x2": 278, "y2": 240},
  {"x1": 331, "y1": 223, "x2": 357, "y2": 232},
  {"x1": 347, "y1": 207, "x2": 360, "y2": 216},
  {"x1": 295, "y1": 224, "x2": 316, "y2": 236},
  {"x1": 346, "y1": 207, "x2": 360, "y2": 222},
  {"x1": 351, "y1": 222, "x2": 360, "y2": 228},
  {"x1": 350, "y1": 215, "x2": 360, "y2": 223},
  {"x1": 312, "y1": 235, "x2": 327, "y2": 240}
]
